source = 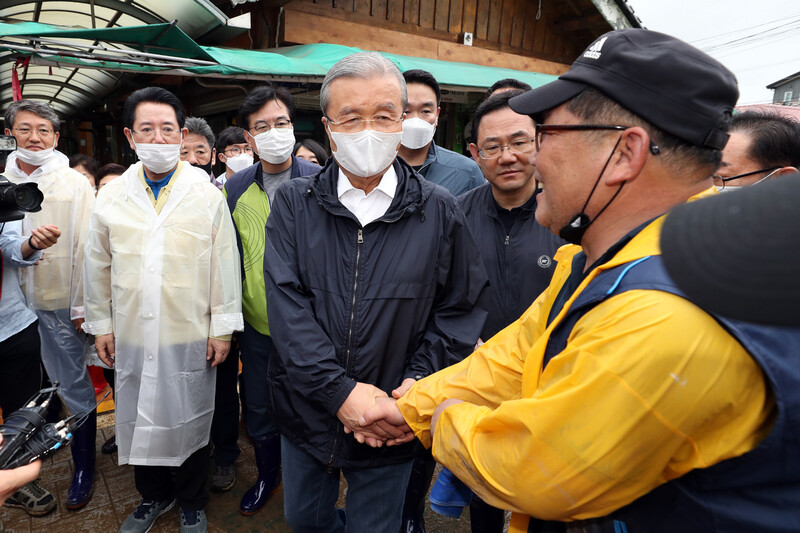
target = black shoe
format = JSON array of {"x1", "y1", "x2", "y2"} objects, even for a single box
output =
[{"x1": 101, "y1": 435, "x2": 117, "y2": 455}]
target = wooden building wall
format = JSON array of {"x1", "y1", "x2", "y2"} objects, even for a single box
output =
[{"x1": 279, "y1": 0, "x2": 613, "y2": 74}]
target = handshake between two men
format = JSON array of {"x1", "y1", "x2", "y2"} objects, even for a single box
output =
[{"x1": 335, "y1": 378, "x2": 466, "y2": 448}]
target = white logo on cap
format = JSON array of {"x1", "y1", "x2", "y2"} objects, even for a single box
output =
[{"x1": 583, "y1": 37, "x2": 607, "y2": 60}]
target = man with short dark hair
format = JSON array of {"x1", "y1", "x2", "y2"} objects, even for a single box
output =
[
  {"x1": 181, "y1": 117, "x2": 220, "y2": 190},
  {"x1": 3, "y1": 99, "x2": 96, "y2": 513},
  {"x1": 483, "y1": 78, "x2": 532, "y2": 100},
  {"x1": 214, "y1": 126, "x2": 252, "y2": 187},
  {"x1": 361, "y1": 29, "x2": 799, "y2": 533},
  {"x1": 223, "y1": 84, "x2": 320, "y2": 516},
  {"x1": 713, "y1": 110, "x2": 800, "y2": 190},
  {"x1": 84, "y1": 86, "x2": 243, "y2": 533},
  {"x1": 264, "y1": 51, "x2": 487, "y2": 533},
  {"x1": 398, "y1": 69, "x2": 484, "y2": 196}
]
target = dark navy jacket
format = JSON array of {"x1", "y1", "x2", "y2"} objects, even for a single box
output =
[
  {"x1": 459, "y1": 183, "x2": 565, "y2": 340},
  {"x1": 417, "y1": 142, "x2": 485, "y2": 196},
  {"x1": 264, "y1": 158, "x2": 489, "y2": 468},
  {"x1": 531, "y1": 255, "x2": 800, "y2": 533}
]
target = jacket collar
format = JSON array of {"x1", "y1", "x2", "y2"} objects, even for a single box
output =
[
  {"x1": 553, "y1": 187, "x2": 718, "y2": 274},
  {"x1": 309, "y1": 157, "x2": 433, "y2": 223}
]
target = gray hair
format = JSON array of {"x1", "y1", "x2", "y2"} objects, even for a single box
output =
[
  {"x1": 320, "y1": 52, "x2": 407, "y2": 117},
  {"x1": 184, "y1": 116, "x2": 215, "y2": 149},
  {"x1": 4, "y1": 100, "x2": 61, "y2": 132}
]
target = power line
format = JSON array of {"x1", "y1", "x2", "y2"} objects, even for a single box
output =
[{"x1": 690, "y1": 14, "x2": 800, "y2": 45}]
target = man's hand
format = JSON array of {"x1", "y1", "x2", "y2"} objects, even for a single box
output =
[
  {"x1": 72, "y1": 318, "x2": 85, "y2": 333},
  {"x1": 31, "y1": 224, "x2": 60, "y2": 248},
  {"x1": 207, "y1": 338, "x2": 231, "y2": 367},
  {"x1": 358, "y1": 397, "x2": 416, "y2": 447},
  {"x1": 95, "y1": 333, "x2": 116, "y2": 367},
  {"x1": 0, "y1": 435, "x2": 42, "y2": 506},
  {"x1": 431, "y1": 398, "x2": 465, "y2": 440},
  {"x1": 337, "y1": 383, "x2": 407, "y2": 444},
  {"x1": 21, "y1": 224, "x2": 60, "y2": 260},
  {"x1": 392, "y1": 377, "x2": 416, "y2": 399}
]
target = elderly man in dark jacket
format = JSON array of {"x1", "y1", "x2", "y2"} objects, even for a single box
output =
[{"x1": 263, "y1": 51, "x2": 488, "y2": 533}]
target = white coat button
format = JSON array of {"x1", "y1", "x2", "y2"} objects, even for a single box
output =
[
  {"x1": 146, "y1": 313, "x2": 154, "y2": 318},
  {"x1": 148, "y1": 355, "x2": 153, "y2": 360},
  {"x1": 149, "y1": 266, "x2": 156, "y2": 272}
]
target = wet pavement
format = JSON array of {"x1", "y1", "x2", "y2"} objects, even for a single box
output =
[{"x1": 0, "y1": 418, "x2": 477, "y2": 532}]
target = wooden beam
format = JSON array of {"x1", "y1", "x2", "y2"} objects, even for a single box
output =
[
  {"x1": 283, "y1": 9, "x2": 569, "y2": 74},
  {"x1": 438, "y1": 40, "x2": 569, "y2": 75},
  {"x1": 553, "y1": 13, "x2": 606, "y2": 33}
]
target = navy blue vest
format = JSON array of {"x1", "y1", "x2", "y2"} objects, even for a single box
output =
[{"x1": 528, "y1": 255, "x2": 800, "y2": 533}]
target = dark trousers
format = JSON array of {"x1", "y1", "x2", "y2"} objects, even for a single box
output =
[
  {"x1": 238, "y1": 322, "x2": 278, "y2": 439},
  {"x1": 210, "y1": 340, "x2": 241, "y2": 467},
  {"x1": 134, "y1": 444, "x2": 211, "y2": 510},
  {"x1": 0, "y1": 321, "x2": 43, "y2": 416}
]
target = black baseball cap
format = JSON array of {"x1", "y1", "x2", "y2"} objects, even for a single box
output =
[
  {"x1": 509, "y1": 29, "x2": 739, "y2": 150},
  {"x1": 660, "y1": 173, "x2": 800, "y2": 326}
]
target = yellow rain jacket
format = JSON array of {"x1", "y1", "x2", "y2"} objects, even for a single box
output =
[
  {"x1": 397, "y1": 192, "x2": 774, "y2": 531},
  {"x1": 83, "y1": 161, "x2": 243, "y2": 466}
]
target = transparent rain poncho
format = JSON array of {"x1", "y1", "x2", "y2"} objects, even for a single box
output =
[
  {"x1": 3, "y1": 150, "x2": 97, "y2": 415},
  {"x1": 83, "y1": 162, "x2": 243, "y2": 466}
]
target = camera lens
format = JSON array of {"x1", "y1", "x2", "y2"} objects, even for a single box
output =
[{"x1": 14, "y1": 183, "x2": 44, "y2": 212}]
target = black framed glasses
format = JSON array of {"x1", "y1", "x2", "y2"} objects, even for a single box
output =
[
  {"x1": 712, "y1": 167, "x2": 780, "y2": 188},
  {"x1": 534, "y1": 124, "x2": 627, "y2": 151}
]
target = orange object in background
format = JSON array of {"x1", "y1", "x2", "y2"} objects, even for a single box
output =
[{"x1": 87, "y1": 365, "x2": 108, "y2": 394}]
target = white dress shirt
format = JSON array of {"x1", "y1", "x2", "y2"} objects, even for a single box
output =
[{"x1": 337, "y1": 165, "x2": 398, "y2": 226}]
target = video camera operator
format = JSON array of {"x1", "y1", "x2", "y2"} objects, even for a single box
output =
[
  {"x1": 2, "y1": 99, "x2": 97, "y2": 513},
  {"x1": 1, "y1": 129, "x2": 60, "y2": 522}
]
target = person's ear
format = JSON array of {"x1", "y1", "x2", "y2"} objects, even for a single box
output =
[
  {"x1": 124, "y1": 128, "x2": 136, "y2": 152},
  {"x1": 468, "y1": 143, "x2": 481, "y2": 164},
  {"x1": 605, "y1": 126, "x2": 649, "y2": 186}
]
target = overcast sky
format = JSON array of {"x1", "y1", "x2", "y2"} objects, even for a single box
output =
[{"x1": 628, "y1": 0, "x2": 800, "y2": 105}]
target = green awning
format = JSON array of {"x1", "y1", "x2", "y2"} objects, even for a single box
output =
[{"x1": 0, "y1": 20, "x2": 557, "y2": 114}]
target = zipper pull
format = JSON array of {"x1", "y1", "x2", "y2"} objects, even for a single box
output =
[
  {"x1": 357, "y1": 228, "x2": 363, "y2": 244},
  {"x1": 504, "y1": 235, "x2": 510, "y2": 245}
]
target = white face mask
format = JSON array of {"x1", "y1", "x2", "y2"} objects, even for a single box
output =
[
  {"x1": 401, "y1": 117, "x2": 436, "y2": 149},
  {"x1": 134, "y1": 138, "x2": 182, "y2": 174},
  {"x1": 716, "y1": 185, "x2": 742, "y2": 193},
  {"x1": 225, "y1": 153, "x2": 254, "y2": 173},
  {"x1": 329, "y1": 126, "x2": 402, "y2": 178},
  {"x1": 17, "y1": 145, "x2": 55, "y2": 166},
  {"x1": 252, "y1": 128, "x2": 295, "y2": 164}
]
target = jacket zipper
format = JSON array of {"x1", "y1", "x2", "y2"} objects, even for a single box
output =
[{"x1": 328, "y1": 227, "x2": 364, "y2": 472}]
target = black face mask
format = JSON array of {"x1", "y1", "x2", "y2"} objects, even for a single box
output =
[
  {"x1": 558, "y1": 136, "x2": 625, "y2": 245},
  {"x1": 192, "y1": 161, "x2": 213, "y2": 175}
]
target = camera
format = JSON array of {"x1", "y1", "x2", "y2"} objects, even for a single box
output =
[{"x1": 0, "y1": 134, "x2": 44, "y2": 223}]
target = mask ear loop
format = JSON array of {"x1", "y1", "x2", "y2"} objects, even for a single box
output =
[{"x1": 559, "y1": 135, "x2": 624, "y2": 245}]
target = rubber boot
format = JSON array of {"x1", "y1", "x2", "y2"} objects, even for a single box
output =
[
  {"x1": 469, "y1": 497, "x2": 505, "y2": 533},
  {"x1": 66, "y1": 410, "x2": 96, "y2": 510},
  {"x1": 239, "y1": 435, "x2": 281, "y2": 516},
  {"x1": 400, "y1": 452, "x2": 436, "y2": 533}
]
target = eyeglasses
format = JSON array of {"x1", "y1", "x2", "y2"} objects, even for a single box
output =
[
  {"x1": 327, "y1": 114, "x2": 403, "y2": 133},
  {"x1": 534, "y1": 124, "x2": 661, "y2": 155},
  {"x1": 712, "y1": 167, "x2": 780, "y2": 189},
  {"x1": 12, "y1": 127, "x2": 54, "y2": 138},
  {"x1": 249, "y1": 120, "x2": 292, "y2": 136},
  {"x1": 131, "y1": 127, "x2": 181, "y2": 139},
  {"x1": 224, "y1": 145, "x2": 253, "y2": 157},
  {"x1": 534, "y1": 124, "x2": 628, "y2": 151},
  {"x1": 478, "y1": 138, "x2": 535, "y2": 159}
]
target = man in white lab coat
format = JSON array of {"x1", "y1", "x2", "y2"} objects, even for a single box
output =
[
  {"x1": 2, "y1": 99, "x2": 96, "y2": 513},
  {"x1": 83, "y1": 87, "x2": 243, "y2": 533}
]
